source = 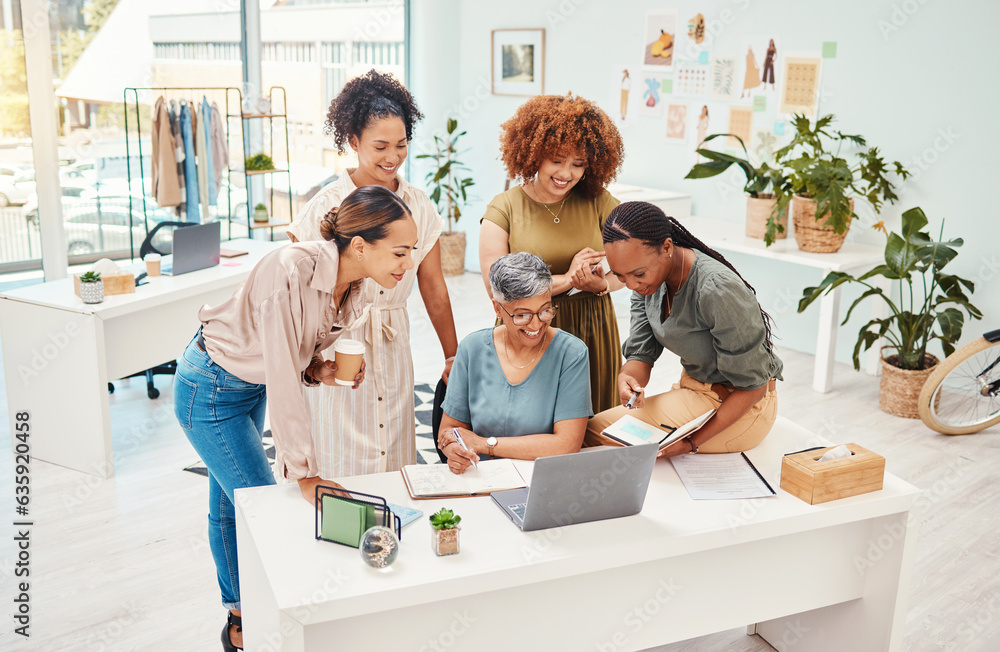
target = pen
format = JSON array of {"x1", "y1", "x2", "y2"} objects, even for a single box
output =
[
  {"x1": 451, "y1": 427, "x2": 478, "y2": 469},
  {"x1": 625, "y1": 388, "x2": 642, "y2": 410}
]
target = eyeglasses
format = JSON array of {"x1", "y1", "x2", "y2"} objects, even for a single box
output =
[{"x1": 497, "y1": 303, "x2": 559, "y2": 326}]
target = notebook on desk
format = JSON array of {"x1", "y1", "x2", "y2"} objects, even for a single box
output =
[{"x1": 162, "y1": 221, "x2": 221, "y2": 276}]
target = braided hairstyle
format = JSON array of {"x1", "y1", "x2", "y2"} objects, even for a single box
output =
[{"x1": 603, "y1": 201, "x2": 775, "y2": 353}]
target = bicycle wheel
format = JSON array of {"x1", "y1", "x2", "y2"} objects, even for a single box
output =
[{"x1": 919, "y1": 337, "x2": 1000, "y2": 435}]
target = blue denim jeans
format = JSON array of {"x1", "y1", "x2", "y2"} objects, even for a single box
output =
[{"x1": 174, "y1": 331, "x2": 273, "y2": 609}]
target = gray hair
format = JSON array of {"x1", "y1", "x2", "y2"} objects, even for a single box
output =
[{"x1": 489, "y1": 252, "x2": 553, "y2": 303}]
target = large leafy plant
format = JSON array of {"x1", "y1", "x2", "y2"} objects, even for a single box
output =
[
  {"x1": 685, "y1": 133, "x2": 784, "y2": 198},
  {"x1": 416, "y1": 118, "x2": 475, "y2": 233},
  {"x1": 798, "y1": 207, "x2": 981, "y2": 371},
  {"x1": 770, "y1": 114, "x2": 910, "y2": 244}
]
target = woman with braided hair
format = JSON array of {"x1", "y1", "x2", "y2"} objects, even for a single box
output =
[
  {"x1": 586, "y1": 201, "x2": 783, "y2": 457},
  {"x1": 480, "y1": 93, "x2": 627, "y2": 413}
]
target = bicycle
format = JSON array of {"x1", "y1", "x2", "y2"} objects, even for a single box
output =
[{"x1": 918, "y1": 329, "x2": 1000, "y2": 434}]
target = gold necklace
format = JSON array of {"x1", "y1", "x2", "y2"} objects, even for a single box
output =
[
  {"x1": 531, "y1": 181, "x2": 567, "y2": 224},
  {"x1": 503, "y1": 329, "x2": 547, "y2": 369}
]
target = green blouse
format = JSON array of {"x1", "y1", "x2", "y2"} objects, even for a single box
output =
[
  {"x1": 623, "y1": 250, "x2": 784, "y2": 390},
  {"x1": 481, "y1": 186, "x2": 620, "y2": 275}
]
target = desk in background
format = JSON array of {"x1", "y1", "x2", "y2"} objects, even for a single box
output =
[
  {"x1": 236, "y1": 416, "x2": 919, "y2": 652},
  {"x1": 0, "y1": 238, "x2": 285, "y2": 478}
]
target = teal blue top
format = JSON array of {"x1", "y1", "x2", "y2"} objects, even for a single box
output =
[{"x1": 442, "y1": 328, "x2": 593, "y2": 438}]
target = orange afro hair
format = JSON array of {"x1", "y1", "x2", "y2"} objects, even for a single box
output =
[{"x1": 498, "y1": 94, "x2": 624, "y2": 200}]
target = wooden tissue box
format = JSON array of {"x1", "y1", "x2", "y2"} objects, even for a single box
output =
[
  {"x1": 73, "y1": 271, "x2": 135, "y2": 297},
  {"x1": 780, "y1": 443, "x2": 885, "y2": 505}
]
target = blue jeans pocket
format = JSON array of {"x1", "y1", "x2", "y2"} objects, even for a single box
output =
[{"x1": 174, "y1": 374, "x2": 198, "y2": 430}]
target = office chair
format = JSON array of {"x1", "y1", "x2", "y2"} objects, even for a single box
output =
[{"x1": 109, "y1": 221, "x2": 194, "y2": 399}]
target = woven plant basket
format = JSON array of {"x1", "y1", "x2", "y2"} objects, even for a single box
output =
[
  {"x1": 792, "y1": 195, "x2": 854, "y2": 253},
  {"x1": 879, "y1": 348, "x2": 939, "y2": 419},
  {"x1": 439, "y1": 230, "x2": 466, "y2": 276},
  {"x1": 745, "y1": 194, "x2": 787, "y2": 240}
]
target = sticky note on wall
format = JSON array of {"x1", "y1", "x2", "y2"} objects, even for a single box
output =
[
  {"x1": 753, "y1": 96, "x2": 766, "y2": 112},
  {"x1": 662, "y1": 78, "x2": 673, "y2": 94},
  {"x1": 698, "y1": 50, "x2": 709, "y2": 64},
  {"x1": 822, "y1": 42, "x2": 837, "y2": 58},
  {"x1": 774, "y1": 122, "x2": 785, "y2": 136}
]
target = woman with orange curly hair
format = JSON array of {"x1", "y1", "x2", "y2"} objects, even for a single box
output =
[{"x1": 480, "y1": 94, "x2": 626, "y2": 412}]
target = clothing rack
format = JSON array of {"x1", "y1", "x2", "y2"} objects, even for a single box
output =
[{"x1": 122, "y1": 86, "x2": 293, "y2": 255}]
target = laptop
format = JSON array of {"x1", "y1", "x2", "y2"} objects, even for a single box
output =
[
  {"x1": 162, "y1": 221, "x2": 221, "y2": 276},
  {"x1": 491, "y1": 444, "x2": 658, "y2": 531}
]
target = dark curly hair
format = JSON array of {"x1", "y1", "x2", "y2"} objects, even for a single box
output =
[
  {"x1": 498, "y1": 94, "x2": 624, "y2": 200},
  {"x1": 323, "y1": 70, "x2": 424, "y2": 154}
]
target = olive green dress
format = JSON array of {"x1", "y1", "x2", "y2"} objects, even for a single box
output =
[{"x1": 482, "y1": 186, "x2": 622, "y2": 412}]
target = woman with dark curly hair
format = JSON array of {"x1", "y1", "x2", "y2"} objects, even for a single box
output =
[
  {"x1": 480, "y1": 93, "x2": 626, "y2": 412},
  {"x1": 287, "y1": 70, "x2": 458, "y2": 478}
]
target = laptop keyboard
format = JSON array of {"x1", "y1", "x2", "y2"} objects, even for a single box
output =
[{"x1": 510, "y1": 503, "x2": 527, "y2": 520}]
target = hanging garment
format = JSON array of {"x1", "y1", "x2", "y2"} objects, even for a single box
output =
[
  {"x1": 169, "y1": 100, "x2": 185, "y2": 196},
  {"x1": 150, "y1": 97, "x2": 181, "y2": 207},
  {"x1": 195, "y1": 99, "x2": 211, "y2": 215},
  {"x1": 179, "y1": 102, "x2": 200, "y2": 222},
  {"x1": 210, "y1": 102, "x2": 228, "y2": 197},
  {"x1": 200, "y1": 97, "x2": 217, "y2": 207}
]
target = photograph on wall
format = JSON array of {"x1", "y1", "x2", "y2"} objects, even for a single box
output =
[
  {"x1": 709, "y1": 56, "x2": 739, "y2": 101},
  {"x1": 741, "y1": 44, "x2": 764, "y2": 99},
  {"x1": 666, "y1": 103, "x2": 689, "y2": 142},
  {"x1": 692, "y1": 102, "x2": 719, "y2": 160},
  {"x1": 673, "y1": 1, "x2": 719, "y2": 61},
  {"x1": 673, "y1": 63, "x2": 709, "y2": 97},
  {"x1": 491, "y1": 29, "x2": 545, "y2": 96},
  {"x1": 643, "y1": 10, "x2": 677, "y2": 71},
  {"x1": 779, "y1": 53, "x2": 823, "y2": 116},
  {"x1": 609, "y1": 64, "x2": 640, "y2": 126},
  {"x1": 639, "y1": 74, "x2": 667, "y2": 117},
  {"x1": 727, "y1": 105, "x2": 754, "y2": 149}
]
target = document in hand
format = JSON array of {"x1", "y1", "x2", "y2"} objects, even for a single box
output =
[
  {"x1": 601, "y1": 409, "x2": 717, "y2": 451},
  {"x1": 401, "y1": 459, "x2": 527, "y2": 499}
]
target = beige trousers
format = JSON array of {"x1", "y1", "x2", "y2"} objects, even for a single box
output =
[{"x1": 586, "y1": 371, "x2": 778, "y2": 453}]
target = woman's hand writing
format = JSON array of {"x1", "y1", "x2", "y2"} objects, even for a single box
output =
[{"x1": 438, "y1": 427, "x2": 481, "y2": 475}]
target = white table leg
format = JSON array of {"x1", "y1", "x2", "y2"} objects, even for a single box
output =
[
  {"x1": 755, "y1": 510, "x2": 918, "y2": 651},
  {"x1": 0, "y1": 299, "x2": 113, "y2": 477},
  {"x1": 812, "y1": 283, "x2": 841, "y2": 393},
  {"x1": 866, "y1": 277, "x2": 893, "y2": 376}
]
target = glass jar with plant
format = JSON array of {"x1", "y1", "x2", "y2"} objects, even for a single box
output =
[
  {"x1": 416, "y1": 118, "x2": 475, "y2": 276},
  {"x1": 685, "y1": 134, "x2": 787, "y2": 243},
  {"x1": 771, "y1": 114, "x2": 910, "y2": 253},
  {"x1": 798, "y1": 207, "x2": 982, "y2": 417},
  {"x1": 253, "y1": 202, "x2": 269, "y2": 223},
  {"x1": 429, "y1": 507, "x2": 461, "y2": 556}
]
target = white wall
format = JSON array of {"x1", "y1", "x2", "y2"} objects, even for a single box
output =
[{"x1": 410, "y1": 0, "x2": 1000, "y2": 364}]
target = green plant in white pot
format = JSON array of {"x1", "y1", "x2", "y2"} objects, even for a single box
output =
[
  {"x1": 253, "y1": 202, "x2": 269, "y2": 223},
  {"x1": 79, "y1": 271, "x2": 104, "y2": 304},
  {"x1": 685, "y1": 134, "x2": 788, "y2": 243},
  {"x1": 798, "y1": 207, "x2": 982, "y2": 417}
]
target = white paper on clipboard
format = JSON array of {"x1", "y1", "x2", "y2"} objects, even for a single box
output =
[{"x1": 567, "y1": 258, "x2": 612, "y2": 296}]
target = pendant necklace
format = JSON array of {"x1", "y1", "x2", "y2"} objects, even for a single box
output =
[
  {"x1": 531, "y1": 181, "x2": 567, "y2": 223},
  {"x1": 503, "y1": 329, "x2": 547, "y2": 370}
]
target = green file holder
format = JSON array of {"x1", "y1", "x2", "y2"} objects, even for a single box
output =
[{"x1": 315, "y1": 485, "x2": 402, "y2": 549}]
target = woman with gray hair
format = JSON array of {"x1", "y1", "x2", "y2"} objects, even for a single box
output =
[{"x1": 438, "y1": 253, "x2": 593, "y2": 473}]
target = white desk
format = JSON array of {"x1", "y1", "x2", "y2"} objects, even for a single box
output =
[
  {"x1": 0, "y1": 239, "x2": 284, "y2": 477},
  {"x1": 608, "y1": 183, "x2": 691, "y2": 220},
  {"x1": 681, "y1": 215, "x2": 888, "y2": 393},
  {"x1": 236, "y1": 417, "x2": 919, "y2": 652}
]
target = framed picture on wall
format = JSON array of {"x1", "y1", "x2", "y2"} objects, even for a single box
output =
[{"x1": 491, "y1": 29, "x2": 545, "y2": 96}]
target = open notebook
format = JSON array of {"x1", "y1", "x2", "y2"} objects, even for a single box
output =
[
  {"x1": 401, "y1": 459, "x2": 526, "y2": 499},
  {"x1": 601, "y1": 409, "x2": 716, "y2": 452}
]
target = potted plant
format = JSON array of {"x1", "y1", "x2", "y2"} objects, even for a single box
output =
[
  {"x1": 417, "y1": 118, "x2": 475, "y2": 276},
  {"x1": 79, "y1": 271, "x2": 104, "y2": 304},
  {"x1": 244, "y1": 153, "x2": 275, "y2": 172},
  {"x1": 429, "y1": 507, "x2": 461, "y2": 556},
  {"x1": 772, "y1": 114, "x2": 910, "y2": 253},
  {"x1": 253, "y1": 202, "x2": 269, "y2": 223},
  {"x1": 685, "y1": 134, "x2": 788, "y2": 243},
  {"x1": 798, "y1": 207, "x2": 982, "y2": 418}
]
